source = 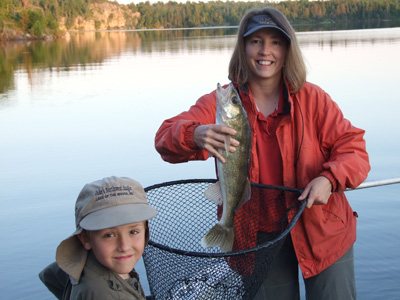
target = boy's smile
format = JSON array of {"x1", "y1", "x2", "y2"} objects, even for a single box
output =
[{"x1": 79, "y1": 221, "x2": 146, "y2": 279}]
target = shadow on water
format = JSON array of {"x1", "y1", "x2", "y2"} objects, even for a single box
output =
[{"x1": 0, "y1": 20, "x2": 399, "y2": 94}]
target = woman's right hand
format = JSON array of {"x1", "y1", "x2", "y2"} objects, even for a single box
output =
[{"x1": 193, "y1": 124, "x2": 239, "y2": 163}]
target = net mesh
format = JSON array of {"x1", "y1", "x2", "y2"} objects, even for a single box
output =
[{"x1": 143, "y1": 179, "x2": 306, "y2": 300}]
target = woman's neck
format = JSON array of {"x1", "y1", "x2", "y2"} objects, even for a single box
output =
[{"x1": 249, "y1": 78, "x2": 281, "y2": 117}]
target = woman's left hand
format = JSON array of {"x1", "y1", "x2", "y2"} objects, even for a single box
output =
[{"x1": 298, "y1": 176, "x2": 333, "y2": 208}]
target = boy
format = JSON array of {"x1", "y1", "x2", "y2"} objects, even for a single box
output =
[{"x1": 39, "y1": 176, "x2": 158, "y2": 300}]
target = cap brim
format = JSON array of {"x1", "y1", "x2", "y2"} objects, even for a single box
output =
[
  {"x1": 79, "y1": 203, "x2": 158, "y2": 231},
  {"x1": 244, "y1": 25, "x2": 291, "y2": 41}
]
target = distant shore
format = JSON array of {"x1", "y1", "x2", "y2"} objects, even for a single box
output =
[
  {"x1": 0, "y1": 26, "x2": 239, "y2": 41},
  {"x1": 0, "y1": 28, "x2": 70, "y2": 41},
  {"x1": 2, "y1": 20, "x2": 399, "y2": 41}
]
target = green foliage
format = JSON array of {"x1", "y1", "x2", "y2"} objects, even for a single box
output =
[
  {"x1": 46, "y1": 13, "x2": 59, "y2": 31},
  {"x1": 0, "y1": 0, "x2": 95, "y2": 37},
  {"x1": 131, "y1": 0, "x2": 400, "y2": 29},
  {"x1": 26, "y1": 9, "x2": 46, "y2": 36},
  {"x1": 94, "y1": 19, "x2": 101, "y2": 30},
  {"x1": 0, "y1": 0, "x2": 400, "y2": 39}
]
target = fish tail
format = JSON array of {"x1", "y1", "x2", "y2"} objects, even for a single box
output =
[{"x1": 201, "y1": 224, "x2": 234, "y2": 252}]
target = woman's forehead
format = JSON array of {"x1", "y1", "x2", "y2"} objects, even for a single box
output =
[{"x1": 246, "y1": 27, "x2": 287, "y2": 39}]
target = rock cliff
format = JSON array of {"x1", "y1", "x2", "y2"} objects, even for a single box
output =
[{"x1": 59, "y1": 2, "x2": 140, "y2": 31}]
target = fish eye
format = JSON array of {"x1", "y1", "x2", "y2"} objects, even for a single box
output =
[{"x1": 232, "y1": 96, "x2": 239, "y2": 105}]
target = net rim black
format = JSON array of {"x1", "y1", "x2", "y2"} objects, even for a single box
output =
[{"x1": 144, "y1": 178, "x2": 307, "y2": 258}]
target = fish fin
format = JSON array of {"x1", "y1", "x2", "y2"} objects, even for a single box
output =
[
  {"x1": 204, "y1": 182, "x2": 223, "y2": 205},
  {"x1": 244, "y1": 178, "x2": 252, "y2": 202},
  {"x1": 235, "y1": 178, "x2": 252, "y2": 211},
  {"x1": 201, "y1": 223, "x2": 234, "y2": 252}
]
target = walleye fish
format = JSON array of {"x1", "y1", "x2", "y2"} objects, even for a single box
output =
[{"x1": 201, "y1": 82, "x2": 252, "y2": 252}]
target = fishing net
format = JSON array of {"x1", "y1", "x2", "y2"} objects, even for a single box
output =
[{"x1": 143, "y1": 179, "x2": 307, "y2": 300}]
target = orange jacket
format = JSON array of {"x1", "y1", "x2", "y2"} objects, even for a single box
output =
[{"x1": 155, "y1": 82, "x2": 370, "y2": 278}]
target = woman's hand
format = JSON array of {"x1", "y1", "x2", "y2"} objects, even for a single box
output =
[
  {"x1": 298, "y1": 176, "x2": 333, "y2": 208},
  {"x1": 193, "y1": 124, "x2": 239, "y2": 163}
]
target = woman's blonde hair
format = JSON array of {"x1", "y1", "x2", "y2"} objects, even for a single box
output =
[{"x1": 228, "y1": 7, "x2": 306, "y2": 93}]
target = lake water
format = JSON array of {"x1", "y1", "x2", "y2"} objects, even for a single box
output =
[{"x1": 1, "y1": 26, "x2": 400, "y2": 299}]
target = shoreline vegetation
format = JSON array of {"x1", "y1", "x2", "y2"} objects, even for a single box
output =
[{"x1": 1, "y1": 0, "x2": 400, "y2": 41}]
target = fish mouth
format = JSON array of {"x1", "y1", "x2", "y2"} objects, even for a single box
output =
[
  {"x1": 257, "y1": 60, "x2": 273, "y2": 66},
  {"x1": 217, "y1": 85, "x2": 232, "y2": 106},
  {"x1": 217, "y1": 83, "x2": 240, "y2": 120}
]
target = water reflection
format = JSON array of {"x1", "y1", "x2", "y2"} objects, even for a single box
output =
[
  {"x1": 293, "y1": 18, "x2": 400, "y2": 32},
  {"x1": 297, "y1": 27, "x2": 400, "y2": 51},
  {"x1": 1, "y1": 26, "x2": 400, "y2": 94},
  {"x1": 0, "y1": 28, "x2": 237, "y2": 94},
  {"x1": 1, "y1": 25, "x2": 399, "y2": 300}
]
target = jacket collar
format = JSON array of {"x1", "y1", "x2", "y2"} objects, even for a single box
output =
[
  {"x1": 236, "y1": 81, "x2": 292, "y2": 116},
  {"x1": 71, "y1": 251, "x2": 140, "y2": 290}
]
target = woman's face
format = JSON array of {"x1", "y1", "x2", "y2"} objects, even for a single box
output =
[{"x1": 245, "y1": 27, "x2": 288, "y2": 83}]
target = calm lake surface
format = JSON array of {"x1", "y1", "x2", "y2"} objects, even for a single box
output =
[{"x1": 1, "y1": 26, "x2": 400, "y2": 299}]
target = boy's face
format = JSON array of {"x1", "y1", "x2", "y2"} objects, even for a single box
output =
[{"x1": 79, "y1": 221, "x2": 146, "y2": 279}]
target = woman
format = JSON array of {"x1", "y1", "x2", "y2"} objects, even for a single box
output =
[{"x1": 155, "y1": 7, "x2": 370, "y2": 300}]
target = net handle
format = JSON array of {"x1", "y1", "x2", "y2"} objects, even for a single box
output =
[{"x1": 346, "y1": 177, "x2": 400, "y2": 191}]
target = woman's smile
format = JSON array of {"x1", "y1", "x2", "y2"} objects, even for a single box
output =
[
  {"x1": 258, "y1": 60, "x2": 273, "y2": 66},
  {"x1": 245, "y1": 28, "x2": 287, "y2": 82}
]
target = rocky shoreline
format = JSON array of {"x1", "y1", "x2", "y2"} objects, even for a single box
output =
[{"x1": 0, "y1": 2, "x2": 138, "y2": 42}]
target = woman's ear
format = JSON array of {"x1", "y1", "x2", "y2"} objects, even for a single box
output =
[{"x1": 77, "y1": 231, "x2": 92, "y2": 251}]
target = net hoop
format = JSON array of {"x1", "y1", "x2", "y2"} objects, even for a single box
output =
[{"x1": 144, "y1": 179, "x2": 307, "y2": 258}]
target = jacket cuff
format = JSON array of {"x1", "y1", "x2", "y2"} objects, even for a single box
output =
[
  {"x1": 185, "y1": 123, "x2": 201, "y2": 150},
  {"x1": 320, "y1": 171, "x2": 337, "y2": 192}
]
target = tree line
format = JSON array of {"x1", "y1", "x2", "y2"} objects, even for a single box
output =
[
  {"x1": 130, "y1": 0, "x2": 400, "y2": 29},
  {"x1": 1, "y1": 0, "x2": 400, "y2": 38}
]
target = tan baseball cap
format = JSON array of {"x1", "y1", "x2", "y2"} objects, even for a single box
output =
[{"x1": 56, "y1": 176, "x2": 157, "y2": 282}]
